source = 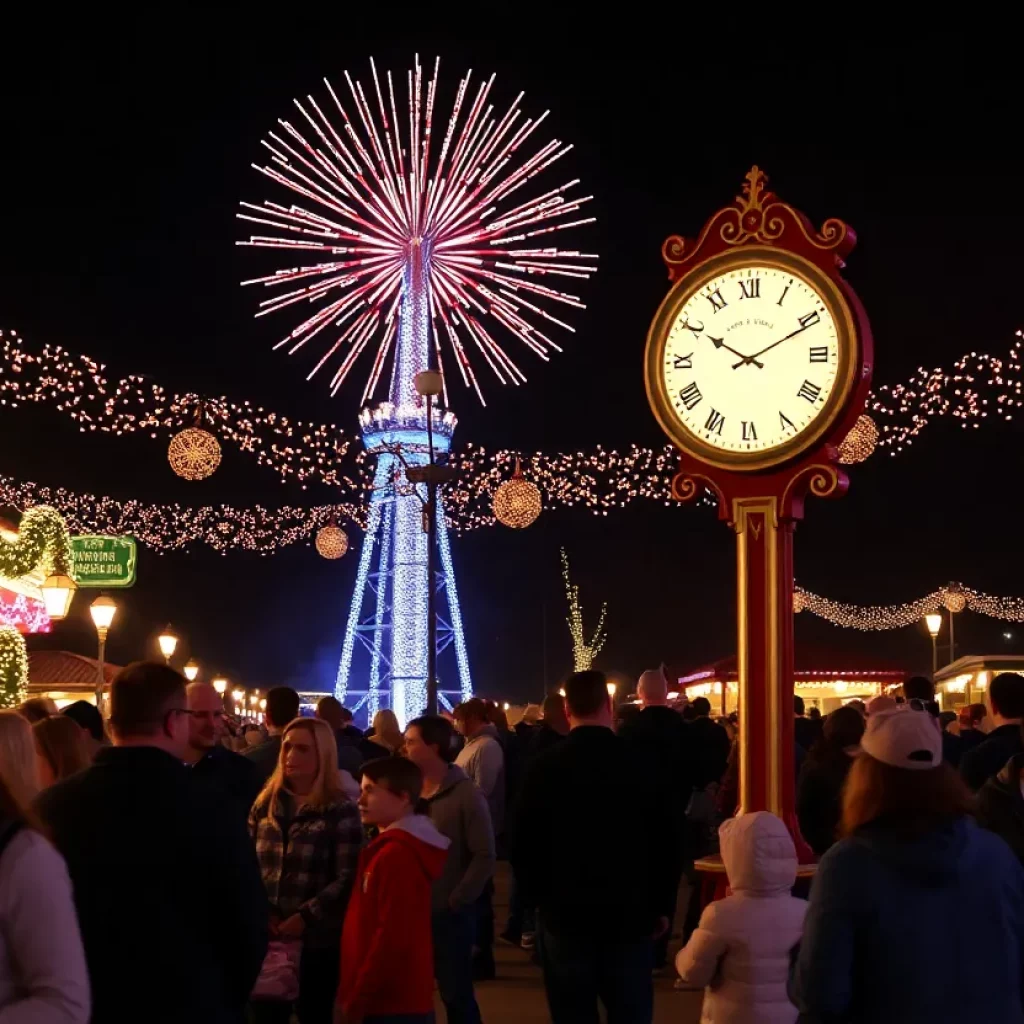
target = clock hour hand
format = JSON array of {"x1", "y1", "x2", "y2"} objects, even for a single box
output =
[
  {"x1": 708, "y1": 335, "x2": 764, "y2": 369},
  {"x1": 731, "y1": 323, "x2": 810, "y2": 369}
]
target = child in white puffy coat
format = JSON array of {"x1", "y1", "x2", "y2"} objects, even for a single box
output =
[{"x1": 676, "y1": 811, "x2": 807, "y2": 1024}]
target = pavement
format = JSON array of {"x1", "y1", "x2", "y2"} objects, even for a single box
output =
[{"x1": 440, "y1": 863, "x2": 705, "y2": 1023}]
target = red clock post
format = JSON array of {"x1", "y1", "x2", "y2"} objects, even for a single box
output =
[{"x1": 644, "y1": 168, "x2": 873, "y2": 851}]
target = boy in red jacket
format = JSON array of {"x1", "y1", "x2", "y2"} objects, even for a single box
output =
[{"x1": 336, "y1": 756, "x2": 450, "y2": 1024}]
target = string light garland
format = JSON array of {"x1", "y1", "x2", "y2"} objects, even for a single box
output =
[
  {"x1": 561, "y1": 548, "x2": 607, "y2": 671},
  {"x1": 492, "y1": 459, "x2": 542, "y2": 529},
  {"x1": 837, "y1": 414, "x2": 878, "y2": 465},
  {"x1": 0, "y1": 626, "x2": 28, "y2": 709},
  {"x1": 795, "y1": 582, "x2": 1024, "y2": 630},
  {"x1": 314, "y1": 524, "x2": 349, "y2": 560}
]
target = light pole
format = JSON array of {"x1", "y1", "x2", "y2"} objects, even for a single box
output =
[
  {"x1": 607, "y1": 680, "x2": 617, "y2": 716},
  {"x1": 925, "y1": 613, "x2": 943, "y2": 679},
  {"x1": 90, "y1": 595, "x2": 117, "y2": 711},
  {"x1": 212, "y1": 676, "x2": 227, "y2": 697},
  {"x1": 41, "y1": 573, "x2": 77, "y2": 621},
  {"x1": 183, "y1": 660, "x2": 199, "y2": 682},
  {"x1": 400, "y1": 369, "x2": 455, "y2": 716},
  {"x1": 157, "y1": 625, "x2": 179, "y2": 665}
]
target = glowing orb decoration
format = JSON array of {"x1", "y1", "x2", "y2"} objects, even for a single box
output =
[
  {"x1": 168, "y1": 427, "x2": 222, "y2": 481},
  {"x1": 793, "y1": 591, "x2": 806, "y2": 614},
  {"x1": 315, "y1": 524, "x2": 349, "y2": 560},
  {"x1": 943, "y1": 590, "x2": 967, "y2": 614},
  {"x1": 493, "y1": 461, "x2": 542, "y2": 529},
  {"x1": 837, "y1": 414, "x2": 879, "y2": 465}
]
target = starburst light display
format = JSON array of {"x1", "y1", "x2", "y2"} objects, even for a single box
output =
[{"x1": 238, "y1": 56, "x2": 598, "y2": 405}]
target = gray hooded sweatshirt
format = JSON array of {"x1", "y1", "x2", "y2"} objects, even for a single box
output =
[{"x1": 424, "y1": 764, "x2": 496, "y2": 912}]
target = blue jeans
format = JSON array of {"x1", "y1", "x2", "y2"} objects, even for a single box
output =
[
  {"x1": 432, "y1": 907, "x2": 481, "y2": 1024},
  {"x1": 539, "y1": 924, "x2": 653, "y2": 1024}
]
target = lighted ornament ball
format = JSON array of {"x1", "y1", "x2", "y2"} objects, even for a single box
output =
[
  {"x1": 943, "y1": 591, "x2": 967, "y2": 614},
  {"x1": 168, "y1": 427, "x2": 222, "y2": 481},
  {"x1": 493, "y1": 461, "x2": 542, "y2": 529},
  {"x1": 837, "y1": 415, "x2": 879, "y2": 465},
  {"x1": 315, "y1": 524, "x2": 349, "y2": 560}
]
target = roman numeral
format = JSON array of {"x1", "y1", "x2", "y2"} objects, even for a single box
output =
[
  {"x1": 797, "y1": 380, "x2": 822, "y2": 403},
  {"x1": 679, "y1": 317, "x2": 704, "y2": 336},
  {"x1": 777, "y1": 284, "x2": 790, "y2": 307},
  {"x1": 738, "y1": 277, "x2": 760, "y2": 299},
  {"x1": 679, "y1": 382, "x2": 702, "y2": 410},
  {"x1": 706, "y1": 289, "x2": 727, "y2": 313},
  {"x1": 705, "y1": 408, "x2": 725, "y2": 435},
  {"x1": 742, "y1": 420, "x2": 757, "y2": 441},
  {"x1": 799, "y1": 310, "x2": 820, "y2": 329},
  {"x1": 673, "y1": 353, "x2": 693, "y2": 370},
  {"x1": 779, "y1": 411, "x2": 795, "y2": 431},
  {"x1": 809, "y1": 346, "x2": 829, "y2": 363}
]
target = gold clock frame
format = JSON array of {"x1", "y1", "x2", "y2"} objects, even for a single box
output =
[{"x1": 644, "y1": 245, "x2": 859, "y2": 473}]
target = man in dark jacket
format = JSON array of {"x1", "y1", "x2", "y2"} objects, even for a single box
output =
[
  {"x1": 962, "y1": 673, "x2": 1024, "y2": 790},
  {"x1": 688, "y1": 695, "x2": 730, "y2": 790},
  {"x1": 977, "y1": 749, "x2": 1024, "y2": 864},
  {"x1": 244, "y1": 684, "x2": 300, "y2": 785},
  {"x1": 619, "y1": 666, "x2": 692, "y2": 969},
  {"x1": 315, "y1": 695, "x2": 377, "y2": 778},
  {"x1": 185, "y1": 680, "x2": 262, "y2": 818},
  {"x1": 794, "y1": 694, "x2": 822, "y2": 753},
  {"x1": 513, "y1": 670, "x2": 674, "y2": 1023},
  {"x1": 37, "y1": 662, "x2": 268, "y2": 1024}
]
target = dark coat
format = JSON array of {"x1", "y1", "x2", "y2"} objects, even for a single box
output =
[
  {"x1": 796, "y1": 748, "x2": 856, "y2": 857},
  {"x1": 794, "y1": 715, "x2": 821, "y2": 754},
  {"x1": 333, "y1": 730, "x2": 367, "y2": 779},
  {"x1": 977, "y1": 752, "x2": 1024, "y2": 865},
  {"x1": 512, "y1": 725, "x2": 675, "y2": 938},
  {"x1": 37, "y1": 746, "x2": 268, "y2": 1024},
  {"x1": 688, "y1": 715, "x2": 731, "y2": 789},
  {"x1": 961, "y1": 723, "x2": 1024, "y2": 791},
  {"x1": 244, "y1": 733, "x2": 282, "y2": 787},
  {"x1": 190, "y1": 743, "x2": 262, "y2": 821},
  {"x1": 526, "y1": 722, "x2": 567, "y2": 762}
]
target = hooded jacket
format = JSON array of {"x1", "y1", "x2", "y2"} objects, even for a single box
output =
[
  {"x1": 424, "y1": 764, "x2": 495, "y2": 911},
  {"x1": 338, "y1": 814, "x2": 450, "y2": 1020},
  {"x1": 676, "y1": 812, "x2": 806, "y2": 1024},
  {"x1": 978, "y1": 753, "x2": 1024, "y2": 865},
  {"x1": 792, "y1": 815, "x2": 1024, "y2": 1023}
]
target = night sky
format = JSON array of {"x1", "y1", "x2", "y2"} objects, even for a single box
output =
[{"x1": 2, "y1": 23, "x2": 1021, "y2": 704}]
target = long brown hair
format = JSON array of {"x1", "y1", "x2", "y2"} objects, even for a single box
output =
[
  {"x1": 0, "y1": 710, "x2": 40, "y2": 809},
  {"x1": 34, "y1": 715, "x2": 90, "y2": 783},
  {"x1": 256, "y1": 717, "x2": 344, "y2": 820},
  {"x1": 841, "y1": 752, "x2": 974, "y2": 838}
]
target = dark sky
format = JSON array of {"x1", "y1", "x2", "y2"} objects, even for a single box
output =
[{"x1": 2, "y1": 22, "x2": 1022, "y2": 704}]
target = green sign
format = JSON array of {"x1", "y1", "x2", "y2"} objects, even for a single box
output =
[{"x1": 70, "y1": 535, "x2": 137, "y2": 588}]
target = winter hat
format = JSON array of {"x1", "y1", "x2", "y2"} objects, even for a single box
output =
[
  {"x1": 861, "y1": 707, "x2": 942, "y2": 770},
  {"x1": 866, "y1": 694, "x2": 898, "y2": 717}
]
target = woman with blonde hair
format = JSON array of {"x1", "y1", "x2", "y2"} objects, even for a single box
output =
[
  {"x1": 793, "y1": 709, "x2": 1024, "y2": 1023},
  {"x1": 0, "y1": 710, "x2": 40, "y2": 809},
  {"x1": 34, "y1": 715, "x2": 90, "y2": 788},
  {"x1": 249, "y1": 717, "x2": 363, "y2": 1024},
  {"x1": 368, "y1": 708, "x2": 404, "y2": 754},
  {"x1": 18, "y1": 696, "x2": 57, "y2": 724},
  {"x1": 0, "y1": 764, "x2": 89, "y2": 1020}
]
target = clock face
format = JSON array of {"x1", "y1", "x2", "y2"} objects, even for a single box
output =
[{"x1": 660, "y1": 263, "x2": 841, "y2": 458}]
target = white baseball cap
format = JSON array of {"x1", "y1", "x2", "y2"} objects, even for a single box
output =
[{"x1": 861, "y1": 707, "x2": 942, "y2": 771}]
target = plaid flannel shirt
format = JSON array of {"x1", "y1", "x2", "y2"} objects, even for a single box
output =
[{"x1": 250, "y1": 791, "x2": 364, "y2": 938}]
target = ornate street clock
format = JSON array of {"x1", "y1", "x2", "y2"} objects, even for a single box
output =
[{"x1": 644, "y1": 168, "x2": 873, "y2": 849}]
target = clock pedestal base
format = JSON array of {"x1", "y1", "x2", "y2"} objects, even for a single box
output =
[{"x1": 674, "y1": 453, "x2": 848, "y2": 863}]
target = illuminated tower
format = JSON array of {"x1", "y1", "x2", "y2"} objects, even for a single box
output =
[{"x1": 335, "y1": 245, "x2": 472, "y2": 726}]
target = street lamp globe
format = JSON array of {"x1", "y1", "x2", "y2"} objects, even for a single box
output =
[
  {"x1": 183, "y1": 660, "x2": 199, "y2": 682},
  {"x1": 925, "y1": 613, "x2": 943, "y2": 639},
  {"x1": 157, "y1": 625, "x2": 179, "y2": 663},
  {"x1": 41, "y1": 574, "x2": 77, "y2": 620},
  {"x1": 89, "y1": 595, "x2": 117, "y2": 632},
  {"x1": 212, "y1": 677, "x2": 228, "y2": 695},
  {"x1": 414, "y1": 370, "x2": 443, "y2": 397}
]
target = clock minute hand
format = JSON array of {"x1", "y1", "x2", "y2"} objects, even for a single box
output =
[
  {"x1": 708, "y1": 335, "x2": 764, "y2": 370},
  {"x1": 731, "y1": 324, "x2": 810, "y2": 369}
]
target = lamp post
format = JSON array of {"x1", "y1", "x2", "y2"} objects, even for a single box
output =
[
  {"x1": 606, "y1": 680, "x2": 617, "y2": 712},
  {"x1": 183, "y1": 660, "x2": 199, "y2": 682},
  {"x1": 90, "y1": 595, "x2": 117, "y2": 711},
  {"x1": 41, "y1": 574, "x2": 77, "y2": 621},
  {"x1": 401, "y1": 369, "x2": 455, "y2": 716},
  {"x1": 925, "y1": 612, "x2": 943, "y2": 679},
  {"x1": 231, "y1": 689, "x2": 245, "y2": 716},
  {"x1": 157, "y1": 625, "x2": 179, "y2": 665},
  {"x1": 212, "y1": 676, "x2": 227, "y2": 696}
]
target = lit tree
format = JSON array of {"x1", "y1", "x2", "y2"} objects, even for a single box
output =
[
  {"x1": 561, "y1": 548, "x2": 607, "y2": 671},
  {"x1": 0, "y1": 627, "x2": 28, "y2": 709}
]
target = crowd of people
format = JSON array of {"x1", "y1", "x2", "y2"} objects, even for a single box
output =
[{"x1": 2, "y1": 665, "x2": 1024, "y2": 1022}]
